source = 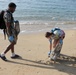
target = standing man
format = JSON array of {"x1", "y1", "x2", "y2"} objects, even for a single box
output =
[{"x1": 0, "y1": 2, "x2": 20, "y2": 61}]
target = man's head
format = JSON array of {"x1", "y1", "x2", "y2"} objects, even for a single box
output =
[
  {"x1": 45, "y1": 32, "x2": 53, "y2": 39},
  {"x1": 8, "y1": 2, "x2": 16, "y2": 13}
]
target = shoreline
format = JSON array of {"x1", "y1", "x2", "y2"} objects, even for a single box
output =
[
  {"x1": 19, "y1": 21, "x2": 76, "y2": 34},
  {"x1": 0, "y1": 21, "x2": 76, "y2": 34}
]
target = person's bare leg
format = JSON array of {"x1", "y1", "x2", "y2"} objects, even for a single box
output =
[
  {"x1": 11, "y1": 44, "x2": 16, "y2": 57},
  {"x1": 0, "y1": 42, "x2": 15, "y2": 61},
  {"x1": 11, "y1": 45, "x2": 14, "y2": 53},
  {"x1": 4, "y1": 42, "x2": 15, "y2": 54},
  {"x1": 1, "y1": 42, "x2": 15, "y2": 56}
]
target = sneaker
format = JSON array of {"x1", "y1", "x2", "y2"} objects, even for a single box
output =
[
  {"x1": 11, "y1": 54, "x2": 20, "y2": 59},
  {"x1": 0, "y1": 55, "x2": 7, "y2": 61}
]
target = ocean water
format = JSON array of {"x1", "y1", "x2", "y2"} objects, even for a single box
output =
[
  {"x1": 0, "y1": 0, "x2": 76, "y2": 33},
  {"x1": 0, "y1": 0, "x2": 76, "y2": 21}
]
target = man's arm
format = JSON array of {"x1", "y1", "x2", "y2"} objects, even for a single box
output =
[
  {"x1": 49, "y1": 38, "x2": 52, "y2": 51},
  {"x1": 48, "y1": 38, "x2": 52, "y2": 57},
  {"x1": 50, "y1": 43, "x2": 52, "y2": 51}
]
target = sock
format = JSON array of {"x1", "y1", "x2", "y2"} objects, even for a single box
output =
[
  {"x1": 1, "y1": 53, "x2": 5, "y2": 57},
  {"x1": 11, "y1": 53, "x2": 15, "y2": 57}
]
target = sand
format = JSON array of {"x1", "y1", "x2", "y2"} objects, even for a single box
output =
[{"x1": 0, "y1": 30, "x2": 76, "y2": 75}]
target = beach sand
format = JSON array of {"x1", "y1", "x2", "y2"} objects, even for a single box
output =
[{"x1": 0, "y1": 30, "x2": 76, "y2": 75}]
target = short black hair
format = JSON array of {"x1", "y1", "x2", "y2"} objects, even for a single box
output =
[
  {"x1": 8, "y1": 2, "x2": 16, "y2": 8},
  {"x1": 45, "y1": 32, "x2": 53, "y2": 38}
]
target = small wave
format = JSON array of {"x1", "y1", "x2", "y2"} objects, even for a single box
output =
[
  {"x1": 21, "y1": 30, "x2": 26, "y2": 33},
  {"x1": 0, "y1": 0, "x2": 7, "y2": 1},
  {"x1": 73, "y1": 27, "x2": 76, "y2": 30}
]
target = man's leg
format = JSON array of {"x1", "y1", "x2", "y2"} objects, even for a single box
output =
[
  {"x1": 10, "y1": 40, "x2": 20, "y2": 59},
  {"x1": 4, "y1": 42, "x2": 15, "y2": 54},
  {"x1": 11, "y1": 45, "x2": 14, "y2": 53},
  {"x1": 0, "y1": 42, "x2": 15, "y2": 61},
  {"x1": 10, "y1": 44, "x2": 16, "y2": 58}
]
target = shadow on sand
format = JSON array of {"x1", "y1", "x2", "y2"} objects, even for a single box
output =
[{"x1": 6, "y1": 54, "x2": 76, "y2": 75}]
